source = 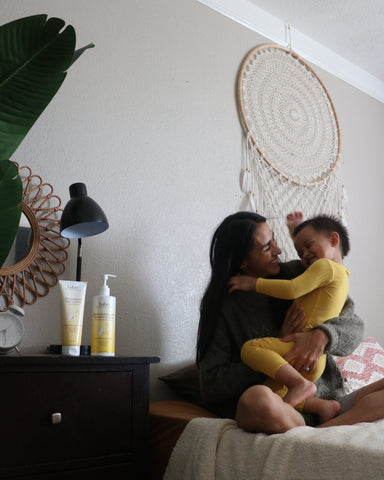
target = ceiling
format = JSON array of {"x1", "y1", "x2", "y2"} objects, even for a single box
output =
[
  {"x1": 198, "y1": 0, "x2": 384, "y2": 102},
  {"x1": 248, "y1": 0, "x2": 384, "y2": 82}
]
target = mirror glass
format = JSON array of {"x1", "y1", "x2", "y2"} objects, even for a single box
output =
[{"x1": 2, "y1": 213, "x2": 33, "y2": 267}]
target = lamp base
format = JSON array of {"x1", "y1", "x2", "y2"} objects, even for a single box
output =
[{"x1": 46, "y1": 344, "x2": 91, "y2": 355}]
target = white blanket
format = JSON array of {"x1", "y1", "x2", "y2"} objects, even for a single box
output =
[{"x1": 164, "y1": 417, "x2": 384, "y2": 479}]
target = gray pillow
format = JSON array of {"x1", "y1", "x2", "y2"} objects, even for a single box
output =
[{"x1": 159, "y1": 363, "x2": 204, "y2": 405}]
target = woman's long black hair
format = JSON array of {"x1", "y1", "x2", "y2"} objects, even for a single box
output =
[{"x1": 196, "y1": 211, "x2": 266, "y2": 364}]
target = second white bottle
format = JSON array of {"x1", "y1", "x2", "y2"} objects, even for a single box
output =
[{"x1": 91, "y1": 274, "x2": 117, "y2": 356}]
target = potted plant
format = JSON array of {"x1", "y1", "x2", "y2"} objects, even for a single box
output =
[{"x1": 0, "y1": 14, "x2": 93, "y2": 267}]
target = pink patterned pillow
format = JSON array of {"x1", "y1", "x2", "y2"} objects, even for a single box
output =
[{"x1": 334, "y1": 337, "x2": 384, "y2": 394}]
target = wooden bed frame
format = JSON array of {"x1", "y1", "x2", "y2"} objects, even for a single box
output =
[{"x1": 149, "y1": 400, "x2": 217, "y2": 479}]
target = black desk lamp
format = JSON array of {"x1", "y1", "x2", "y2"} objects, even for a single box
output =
[{"x1": 60, "y1": 183, "x2": 109, "y2": 281}]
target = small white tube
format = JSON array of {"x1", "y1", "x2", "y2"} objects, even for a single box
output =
[{"x1": 59, "y1": 280, "x2": 87, "y2": 356}]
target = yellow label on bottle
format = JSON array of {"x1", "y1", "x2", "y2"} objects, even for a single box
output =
[{"x1": 91, "y1": 298, "x2": 116, "y2": 355}]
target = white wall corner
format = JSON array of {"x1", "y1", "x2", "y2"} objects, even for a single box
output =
[{"x1": 196, "y1": 0, "x2": 384, "y2": 103}]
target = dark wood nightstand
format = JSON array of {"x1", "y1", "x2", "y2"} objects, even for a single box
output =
[{"x1": 0, "y1": 355, "x2": 159, "y2": 479}]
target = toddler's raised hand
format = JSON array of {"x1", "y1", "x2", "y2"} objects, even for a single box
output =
[{"x1": 286, "y1": 211, "x2": 303, "y2": 235}]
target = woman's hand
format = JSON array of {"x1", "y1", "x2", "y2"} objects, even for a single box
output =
[
  {"x1": 280, "y1": 329, "x2": 329, "y2": 373},
  {"x1": 228, "y1": 275, "x2": 257, "y2": 293},
  {"x1": 279, "y1": 302, "x2": 306, "y2": 337}
]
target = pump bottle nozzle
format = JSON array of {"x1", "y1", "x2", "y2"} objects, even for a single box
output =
[{"x1": 99, "y1": 274, "x2": 117, "y2": 296}]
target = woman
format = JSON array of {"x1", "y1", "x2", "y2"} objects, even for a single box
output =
[{"x1": 197, "y1": 211, "x2": 364, "y2": 433}]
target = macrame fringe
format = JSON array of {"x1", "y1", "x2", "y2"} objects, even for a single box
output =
[{"x1": 240, "y1": 133, "x2": 346, "y2": 262}]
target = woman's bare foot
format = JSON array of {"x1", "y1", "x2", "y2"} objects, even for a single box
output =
[
  {"x1": 283, "y1": 377, "x2": 317, "y2": 407},
  {"x1": 304, "y1": 396, "x2": 341, "y2": 424},
  {"x1": 315, "y1": 399, "x2": 341, "y2": 424}
]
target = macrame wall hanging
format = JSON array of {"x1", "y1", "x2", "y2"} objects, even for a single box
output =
[{"x1": 237, "y1": 44, "x2": 344, "y2": 261}]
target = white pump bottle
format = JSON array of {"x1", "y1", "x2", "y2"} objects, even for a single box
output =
[{"x1": 91, "y1": 274, "x2": 117, "y2": 356}]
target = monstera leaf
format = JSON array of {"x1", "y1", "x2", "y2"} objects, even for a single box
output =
[
  {"x1": 0, "y1": 15, "x2": 94, "y2": 267},
  {"x1": 0, "y1": 161, "x2": 23, "y2": 267}
]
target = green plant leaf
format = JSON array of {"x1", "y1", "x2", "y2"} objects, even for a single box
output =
[
  {"x1": 0, "y1": 15, "x2": 94, "y2": 160},
  {"x1": 0, "y1": 161, "x2": 22, "y2": 267}
]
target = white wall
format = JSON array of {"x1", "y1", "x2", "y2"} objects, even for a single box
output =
[{"x1": 2, "y1": 0, "x2": 384, "y2": 400}]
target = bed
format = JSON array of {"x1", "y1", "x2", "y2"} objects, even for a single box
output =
[{"x1": 149, "y1": 337, "x2": 384, "y2": 479}]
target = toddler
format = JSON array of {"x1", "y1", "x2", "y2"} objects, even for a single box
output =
[{"x1": 228, "y1": 213, "x2": 350, "y2": 422}]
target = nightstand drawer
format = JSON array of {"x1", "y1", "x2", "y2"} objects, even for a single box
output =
[{"x1": 0, "y1": 371, "x2": 133, "y2": 467}]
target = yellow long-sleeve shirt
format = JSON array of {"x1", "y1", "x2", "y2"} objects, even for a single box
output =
[
  {"x1": 256, "y1": 258, "x2": 350, "y2": 331},
  {"x1": 241, "y1": 258, "x2": 350, "y2": 399}
]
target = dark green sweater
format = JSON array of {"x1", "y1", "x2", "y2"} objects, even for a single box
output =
[{"x1": 199, "y1": 261, "x2": 364, "y2": 420}]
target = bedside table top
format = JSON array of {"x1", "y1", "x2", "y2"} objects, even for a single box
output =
[{"x1": 0, "y1": 354, "x2": 160, "y2": 368}]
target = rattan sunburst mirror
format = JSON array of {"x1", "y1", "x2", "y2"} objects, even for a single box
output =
[{"x1": 0, "y1": 165, "x2": 70, "y2": 311}]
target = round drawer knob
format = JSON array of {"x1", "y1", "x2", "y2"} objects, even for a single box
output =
[{"x1": 51, "y1": 412, "x2": 62, "y2": 424}]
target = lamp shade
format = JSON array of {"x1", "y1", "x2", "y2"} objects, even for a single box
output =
[{"x1": 60, "y1": 183, "x2": 109, "y2": 239}]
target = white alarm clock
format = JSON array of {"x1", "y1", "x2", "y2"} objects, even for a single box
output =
[{"x1": 0, "y1": 305, "x2": 24, "y2": 354}]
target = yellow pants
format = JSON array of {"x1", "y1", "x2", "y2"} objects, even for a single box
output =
[{"x1": 241, "y1": 337, "x2": 326, "y2": 409}]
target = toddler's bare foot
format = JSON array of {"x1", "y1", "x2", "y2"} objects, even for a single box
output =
[
  {"x1": 317, "y1": 400, "x2": 341, "y2": 424},
  {"x1": 284, "y1": 378, "x2": 317, "y2": 407}
]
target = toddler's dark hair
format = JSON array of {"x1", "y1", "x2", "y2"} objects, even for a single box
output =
[{"x1": 293, "y1": 215, "x2": 350, "y2": 257}]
